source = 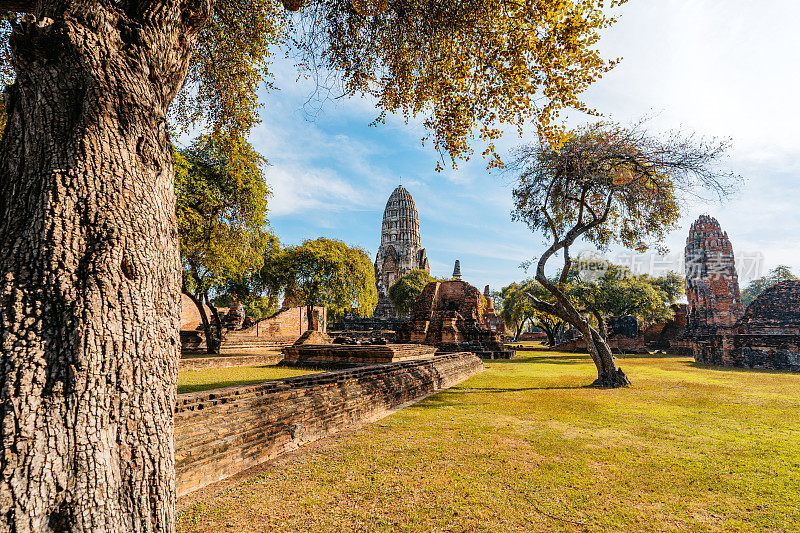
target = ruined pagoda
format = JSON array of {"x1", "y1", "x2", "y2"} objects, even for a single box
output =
[
  {"x1": 373, "y1": 185, "x2": 430, "y2": 317},
  {"x1": 684, "y1": 215, "x2": 744, "y2": 333}
]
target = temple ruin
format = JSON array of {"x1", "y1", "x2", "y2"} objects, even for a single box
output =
[
  {"x1": 398, "y1": 262, "x2": 515, "y2": 359},
  {"x1": 373, "y1": 185, "x2": 430, "y2": 317},
  {"x1": 684, "y1": 216, "x2": 800, "y2": 370},
  {"x1": 685, "y1": 215, "x2": 744, "y2": 333}
]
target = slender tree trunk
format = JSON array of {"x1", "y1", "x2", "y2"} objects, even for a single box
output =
[
  {"x1": 592, "y1": 310, "x2": 608, "y2": 340},
  {"x1": 0, "y1": 3, "x2": 208, "y2": 531},
  {"x1": 204, "y1": 293, "x2": 222, "y2": 354},
  {"x1": 183, "y1": 290, "x2": 220, "y2": 355},
  {"x1": 542, "y1": 326, "x2": 555, "y2": 347}
]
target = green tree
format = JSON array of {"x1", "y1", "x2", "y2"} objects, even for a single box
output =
[
  {"x1": 214, "y1": 233, "x2": 282, "y2": 320},
  {"x1": 270, "y1": 238, "x2": 377, "y2": 329},
  {"x1": 523, "y1": 280, "x2": 570, "y2": 346},
  {"x1": 741, "y1": 265, "x2": 797, "y2": 308},
  {"x1": 511, "y1": 121, "x2": 738, "y2": 388},
  {"x1": 500, "y1": 281, "x2": 538, "y2": 341},
  {"x1": 389, "y1": 269, "x2": 440, "y2": 316},
  {"x1": 176, "y1": 134, "x2": 272, "y2": 353},
  {"x1": 0, "y1": 0, "x2": 627, "y2": 527},
  {"x1": 567, "y1": 262, "x2": 683, "y2": 339}
]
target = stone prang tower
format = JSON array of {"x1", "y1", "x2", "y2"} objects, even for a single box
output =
[
  {"x1": 685, "y1": 215, "x2": 744, "y2": 332},
  {"x1": 373, "y1": 185, "x2": 430, "y2": 317}
]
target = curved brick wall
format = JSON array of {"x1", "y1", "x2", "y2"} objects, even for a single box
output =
[{"x1": 174, "y1": 352, "x2": 483, "y2": 496}]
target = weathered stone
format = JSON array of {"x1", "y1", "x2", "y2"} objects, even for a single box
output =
[
  {"x1": 685, "y1": 215, "x2": 744, "y2": 332},
  {"x1": 397, "y1": 278, "x2": 515, "y2": 359},
  {"x1": 174, "y1": 353, "x2": 484, "y2": 496},
  {"x1": 482, "y1": 285, "x2": 504, "y2": 333},
  {"x1": 374, "y1": 185, "x2": 430, "y2": 317},
  {"x1": 684, "y1": 216, "x2": 800, "y2": 371},
  {"x1": 282, "y1": 343, "x2": 437, "y2": 366},
  {"x1": 694, "y1": 281, "x2": 800, "y2": 370}
]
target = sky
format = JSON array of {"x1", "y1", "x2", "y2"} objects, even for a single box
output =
[{"x1": 245, "y1": 0, "x2": 800, "y2": 292}]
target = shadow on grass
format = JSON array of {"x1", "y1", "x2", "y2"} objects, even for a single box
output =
[
  {"x1": 486, "y1": 354, "x2": 591, "y2": 365},
  {"x1": 686, "y1": 361, "x2": 800, "y2": 376}
]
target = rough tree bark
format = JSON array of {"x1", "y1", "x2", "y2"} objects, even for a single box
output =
[{"x1": 0, "y1": 1, "x2": 209, "y2": 530}]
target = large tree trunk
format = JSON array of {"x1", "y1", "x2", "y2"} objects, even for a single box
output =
[
  {"x1": 583, "y1": 325, "x2": 629, "y2": 388},
  {"x1": 0, "y1": 3, "x2": 208, "y2": 531}
]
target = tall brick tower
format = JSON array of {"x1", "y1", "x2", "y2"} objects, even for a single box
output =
[
  {"x1": 685, "y1": 215, "x2": 744, "y2": 332},
  {"x1": 373, "y1": 185, "x2": 430, "y2": 317}
]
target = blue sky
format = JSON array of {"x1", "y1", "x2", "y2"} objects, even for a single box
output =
[{"x1": 246, "y1": 0, "x2": 800, "y2": 292}]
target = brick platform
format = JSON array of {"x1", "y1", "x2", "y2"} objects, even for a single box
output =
[
  {"x1": 281, "y1": 343, "x2": 437, "y2": 366},
  {"x1": 179, "y1": 353, "x2": 285, "y2": 371},
  {"x1": 174, "y1": 352, "x2": 483, "y2": 496}
]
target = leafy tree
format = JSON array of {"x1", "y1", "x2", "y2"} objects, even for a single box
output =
[
  {"x1": 489, "y1": 289, "x2": 504, "y2": 316},
  {"x1": 567, "y1": 262, "x2": 683, "y2": 339},
  {"x1": 269, "y1": 238, "x2": 377, "y2": 329},
  {"x1": 741, "y1": 265, "x2": 797, "y2": 308},
  {"x1": 500, "y1": 281, "x2": 538, "y2": 341},
  {"x1": 388, "y1": 269, "x2": 441, "y2": 316},
  {"x1": 177, "y1": 134, "x2": 272, "y2": 353},
  {"x1": 0, "y1": 0, "x2": 627, "y2": 527},
  {"x1": 511, "y1": 121, "x2": 738, "y2": 387},
  {"x1": 523, "y1": 280, "x2": 570, "y2": 346},
  {"x1": 216, "y1": 234, "x2": 283, "y2": 319}
]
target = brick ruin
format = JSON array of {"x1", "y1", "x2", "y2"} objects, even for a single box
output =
[
  {"x1": 482, "y1": 285, "x2": 504, "y2": 333},
  {"x1": 175, "y1": 352, "x2": 483, "y2": 496},
  {"x1": 397, "y1": 274, "x2": 515, "y2": 359},
  {"x1": 685, "y1": 215, "x2": 744, "y2": 333},
  {"x1": 693, "y1": 281, "x2": 800, "y2": 370},
  {"x1": 373, "y1": 185, "x2": 430, "y2": 318},
  {"x1": 684, "y1": 216, "x2": 800, "y2": 370},
  {"x1": 180, "y1": 302, "x2": 327, "y2": 353}
]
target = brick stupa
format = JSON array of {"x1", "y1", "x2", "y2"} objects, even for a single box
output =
[{"x1": 685, "y1": 215, "x2": 744, "y2": 333}]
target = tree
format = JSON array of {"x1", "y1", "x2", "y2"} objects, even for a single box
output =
[
  {"x1": 270, "y1": 238, "x2": 377, "y2": 329},
  {"x1": 176, "y1": 134, "x2": 272, "y2": 353},
  {"x1": 521, "y1": 280, "x2": 570, "y2": 346},
  {"x1": 741, "y1": 265, "x2": 797, "y2": 308},
  {"x1": 567, "y1": 262, "x2": 683, "y2": 339},
  {"x1": 388, "y1": 269, "x2": 440, "y2": 316},
  {"x1": 0, "y1": 1, "x2": 625, "y2": 528},
  {"x1": 500, "y1": 281, "x2": 538, "y2": 341},
  {"x1": 511, "y1": 121, "x2": 738, "y2": 388}
]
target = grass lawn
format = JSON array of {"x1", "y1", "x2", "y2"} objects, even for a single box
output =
[
  {"x1": 178, "y1": 364, "x2": 319, "y2": 394},
  {"x1": 177, "y1": 352, "x2": 800, "y2": 532}
]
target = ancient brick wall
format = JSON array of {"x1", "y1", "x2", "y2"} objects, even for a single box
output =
[
  {"x1": 174, "y1": 353, "x2": 483, "y2": 496},
  {"x1": 737, "y1": 280, "x2": 800, "y2": 335},
  {"x1": 178, "y1": 353, "x2": 285, "y2": 371},
  {"x1": 694, "y1": 334, "x2": 800, "y2": 371},
  {"x1": 685, "y1": 215, "x2": 744, "y2": 331},
  {"x1": 234, "y1": 306, "x2": 327, "y2": 339}
]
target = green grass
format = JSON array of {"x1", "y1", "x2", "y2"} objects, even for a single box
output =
[
  {"x1": 177, "y1": 365, "x2": 319, "y2": 394},
  {"x1": 177, "y1": 352, "x2": 800, "y2": 532}
]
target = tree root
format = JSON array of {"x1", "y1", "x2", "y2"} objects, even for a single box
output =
[{"x1": 591, "y1": 367, "x2": 630, "y2": 389}]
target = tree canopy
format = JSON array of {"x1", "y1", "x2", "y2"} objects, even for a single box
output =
[
  {"x1": 511, "y1": 121, "x2": 738, "y2": 387},
  {"x1": 0, "y1": 0, "x2": 626, "y2": 166},
  {"x1": 177, "y1": 133, "x2": 272, "y2": 298},
  {"x1": 567, "y1": 261, "x2": 683, "y2": 337},
  {"x1": 388, "y1": 269, "x2": 441, "y2": 316},
  {"x1": 268, "y1": 237, "x2": 377, "y2": 321},
  {"x1": 741, "y1": 265, "x2": 797, "y2": 308}
]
